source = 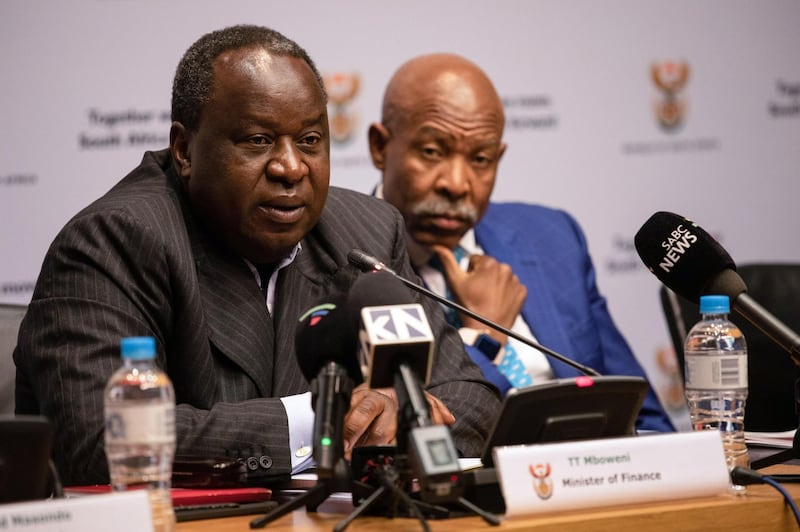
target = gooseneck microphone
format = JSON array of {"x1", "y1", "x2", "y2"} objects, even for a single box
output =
[
  {"x1": 634, "y1": 211, "x2": 800, "y2": 366},
  {"x1": 294, "y1": 294, "x2": 362, "y2": 479},
  {"x1": 347, "y1": 249, "x2": 602, "y2": 377}
]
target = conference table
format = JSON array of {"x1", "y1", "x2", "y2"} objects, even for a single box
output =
[{"x1": 175, "y1": 464, "x2": 800, "y2": 531}]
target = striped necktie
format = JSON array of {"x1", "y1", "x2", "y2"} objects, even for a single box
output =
[
  {"x1": 427, "y1": 247, "x2": 467, "y2": 328},
  {"x1": 427, "y1": 248, "x2": 532, "y2": 388}
]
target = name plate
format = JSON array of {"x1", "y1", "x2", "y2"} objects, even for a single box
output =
[
  {"x1": 493, "y1": 430, "x2": 730, "y2": 516},
  {"x1": 0, "y1": 491, "x2": 153, "y2": 531}
]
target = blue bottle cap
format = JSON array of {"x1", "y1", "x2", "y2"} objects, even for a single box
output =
[
  {"x1": 121, "y1": 336, "x2": 156, "y2": 359},
  {"x1": 699, "y1": 295, "x2": 730, "y2": 314}
]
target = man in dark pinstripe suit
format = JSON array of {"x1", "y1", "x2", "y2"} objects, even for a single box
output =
[{"x1": 13, "y1": 25, "x2": 500, "y2": 486}]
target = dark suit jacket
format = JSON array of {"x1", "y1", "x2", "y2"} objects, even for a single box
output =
[
  {"x1": 14, "y1": 150, "x2": 500, "y2": 485},
  {"x1": 462, "y1": 202, "x2": 674, "y2": 432}
]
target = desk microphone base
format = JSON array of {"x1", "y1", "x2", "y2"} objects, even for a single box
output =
[{"x1": 249, "y1": 460, "x2": 352, "y2": 530}]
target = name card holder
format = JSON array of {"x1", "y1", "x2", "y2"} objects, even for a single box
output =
[
  {"x1": 0, "y1": 490, "x2": 153, "y2": 531},
  {"x1": 494, "y1": 430, "x2": 730, "y2": 517}
]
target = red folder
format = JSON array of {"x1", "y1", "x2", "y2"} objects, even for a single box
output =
[{"x1": 64, "y1": 485, "x2": 271, "y2": 507}]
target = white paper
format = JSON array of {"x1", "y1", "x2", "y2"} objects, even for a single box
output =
[
  {"x1": 0, "y1": 491, "x2": 153, "y2": 531},
  {"x1": 745, "y1": 429, "x2": 796, "y2": 449}
]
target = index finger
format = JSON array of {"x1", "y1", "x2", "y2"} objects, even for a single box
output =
[{"x1": 430, "y1": 245, "x2": 466, "y2": 280}]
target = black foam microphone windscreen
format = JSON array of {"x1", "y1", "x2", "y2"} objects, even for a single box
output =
[
  {"x1": 634, "y1": 211, "x2": 742, "y2": 303},
  {"x1": 294, "y1": 292, "x2": 363, "y2": 385}
]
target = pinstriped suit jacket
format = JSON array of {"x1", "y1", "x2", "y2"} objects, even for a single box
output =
[{"x1": 14, "y1": 149, "x2": 499, "y2": 486}]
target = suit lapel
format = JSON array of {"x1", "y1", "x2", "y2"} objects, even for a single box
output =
[
  {"x1": 476, "y1": 217, "x2": 577, "y2": 376},
  {"x1": 270, "y1": 233, "x2": 346, "y2": 395},
  {"x1": 193, "y1": 234, "x2": 274, "y2": 396},
  {"x1": 166, "y1": 165, "x2": 273, "y2": 395}
]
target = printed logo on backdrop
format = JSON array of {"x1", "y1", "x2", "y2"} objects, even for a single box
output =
[
  {"x1": 503, "y1": 94, "x2": 558, "y2": 131},
  {"x1": 323, "y1": 71, "x2": 371, "y2": 171},
  {"x1": 769, "y1": 79, "x2": 800, "y2": 118},
  {"x1": 324, "y1": 72, "x2": 361, "y2": 146},
  {"x1": 79, "y1": 108, "x2": 170, "y2": 150},
  {"x1": 621, "y1": 59, "x2": 719, "y2": 156},
  {"x1": 1, "y1": 281, "x2": 36, "y2": 298},
  {"x1": 651, "y1": 61, "x2": 690, "y2": 131},
  {"x1": 656, "y1": 346, "x2": 687, "y2": 412},
  {"x1": 529, "y1": 463, "x2": 554, "y2": 500},
  {"x1": 0, "y1": 173, "x2": 37, "y2": 187}
]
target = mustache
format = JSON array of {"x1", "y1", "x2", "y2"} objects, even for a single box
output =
[{"x1": 411, "y1": 197, "x2": 479, "y2": 224}]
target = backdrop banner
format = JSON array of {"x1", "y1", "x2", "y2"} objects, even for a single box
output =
[{"x1": 3, "y1": 0, "x2": 800, "y2": 429}]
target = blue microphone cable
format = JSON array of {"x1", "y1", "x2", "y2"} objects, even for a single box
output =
[{"x1": 730, "y1": 466, "x2": 800, "y2": 527}]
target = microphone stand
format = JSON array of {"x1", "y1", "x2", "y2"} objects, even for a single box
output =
[
  {"x1": 250, "y1": 368, "x2": 354, "y2": 529},
  {"x1": 249, "y1": 458, "x2": 353, "y2": 529},
  {"x1": 337, "y1": 365, "x2": 446, "y2": 531},
  {"x1": 342, "y1": 361, "x2": 501, "y2": 529}
]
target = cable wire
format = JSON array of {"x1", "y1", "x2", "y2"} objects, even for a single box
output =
[
  {"x1": 762, "y1": 475, "x2": 800, "y2": 526},
  {"x1": 731, "y1": 466, "x2": 800, "y2": 528}
]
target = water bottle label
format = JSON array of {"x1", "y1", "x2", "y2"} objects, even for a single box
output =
[
  {"x1": 105, "y1": 403, "x2": 176, "y2": 445},
  {"x1": 684, "y1": 352, "x2": 748, "y2": 390}
]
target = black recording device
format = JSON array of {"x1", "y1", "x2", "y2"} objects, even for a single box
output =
[
  {"x1": 407, "y1": 425, "x2": 463, "y2": 503},
  {"x1": 480, "y1": 375, "x2": 647, "y2": 467}
]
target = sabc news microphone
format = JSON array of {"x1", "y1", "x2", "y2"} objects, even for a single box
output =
[
  {"x1": 294, "y1": 294, "x2": 363, "y2": 479},
  {"x1": 347, "y1": 248, "x2": 601, "y2": 377},
  {"x1": 634, "y1": 211, "x2": 800, "y2": 365},
  {"x1": 347, "y1": 270, "x2": 464, "y2": 504}
]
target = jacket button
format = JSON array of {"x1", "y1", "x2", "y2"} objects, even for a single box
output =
[
  {"x1": 246, "y1": 456, "x2": 259, "y2": 471},
  {"x1": 259, "y1": 455, "x2": 273, "y2": 469}
]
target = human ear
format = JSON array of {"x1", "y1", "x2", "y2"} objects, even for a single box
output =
[
  {"x1": 169, "y1": 122, "x2": 192, "y2": 178},
  {"x1": 367, "y1": 123, "x2": 390, "y2": 171}
]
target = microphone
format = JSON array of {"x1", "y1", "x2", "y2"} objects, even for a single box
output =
[
  {"x1": 347, "y1": 270, "x2": 434, "y2": 427},
  {"x1": 634, "y1": 211, "x2": 800, "y2": 365},
  {"x1": 347, "y1": 270, "x2": 464, "y2": 503},
  {"x1": 347, "y1": 249, "x2": 601, "y2": 377},
  {"x1": 295, "y1": 294, "x2": 362, "y2": 478}
]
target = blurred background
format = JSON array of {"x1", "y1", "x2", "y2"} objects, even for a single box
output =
[{"x1": 2, "y1": 0, "x2": 799, "y2": 429}]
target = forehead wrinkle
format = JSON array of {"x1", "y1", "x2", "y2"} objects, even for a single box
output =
[
  {"x1": 387, "y1": 82, "x2": 504, "y2": 142},
  {"x1": 405, "y1": 102, "x2": 503, "y2": 144}
]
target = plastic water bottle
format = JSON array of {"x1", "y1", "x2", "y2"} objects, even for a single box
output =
[
  {"x1": 105, "y1": 336, "x2": 176, "y2": 531},
  {"x1": 684, "y1": 295, "x2": 749, "y2": 491}
]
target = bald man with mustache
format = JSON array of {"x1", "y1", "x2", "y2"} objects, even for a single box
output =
[{"x1": 369, "y1": 53, "x2": 674, "y2": 433}]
